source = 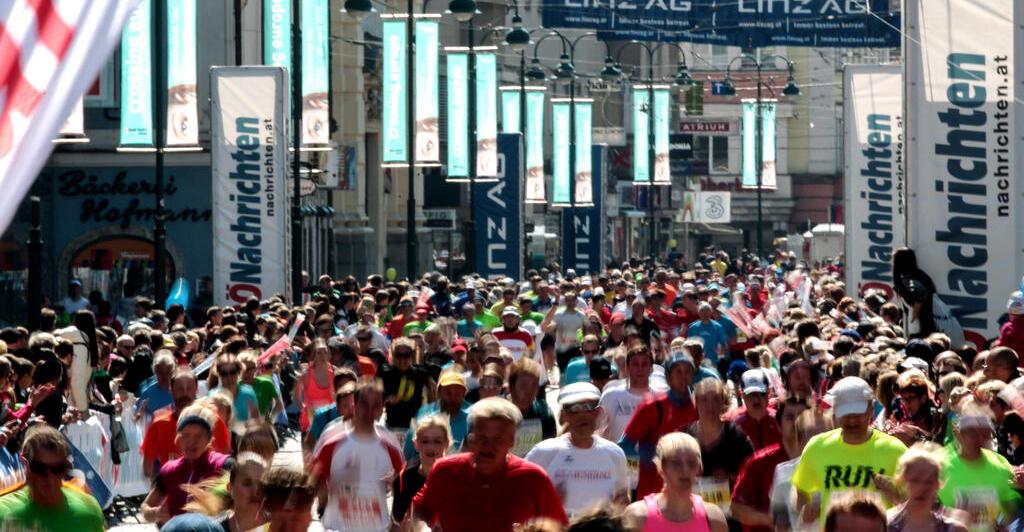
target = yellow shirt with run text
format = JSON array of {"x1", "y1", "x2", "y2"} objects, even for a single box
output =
[{"x1": 791, "y1": 428, "x2": 906, "y2": 520}]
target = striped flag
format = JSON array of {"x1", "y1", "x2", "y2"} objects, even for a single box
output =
[{"x1": 0, "y1": 0, "x2": 140, "y2": 233}]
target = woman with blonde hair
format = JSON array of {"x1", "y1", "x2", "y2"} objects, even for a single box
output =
[
  {"x1": 295, "y1": 338, "x2": 334, "y2": 433},
  {"x1": 623, "y1": 432, "x2": 728, "y2": 531},
  {"x1": 886, "y1": 443, "x2": 968, "y2": 531},
  {"x1": 391, "y1": 415, "x2": 452, "y2": 528},
  {"x1": 183, "y1": 452, "x2": 270, "y2": 531}
]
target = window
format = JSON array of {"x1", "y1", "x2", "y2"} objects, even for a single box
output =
[{"x1": 691, "y1": 135, "x2": 730, "y2": 175}]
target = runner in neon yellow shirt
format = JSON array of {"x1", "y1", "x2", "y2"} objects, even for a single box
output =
[{"x1": 792, "y1": 377, "x2": 906, "y2": 524}]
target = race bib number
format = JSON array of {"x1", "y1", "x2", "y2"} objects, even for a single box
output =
[
  {"x1": 954, "y1": 486, "x2": 1000, "y2": 532},
  {"x1": 334, "y1": 483, "x2": 389, "y2": 532},
  {"x1": 512, "y1": 419, "x2": 544, "y2": 457},
  {"x1": 695, "y1": 477, "x2": 732, "y2": 516}
]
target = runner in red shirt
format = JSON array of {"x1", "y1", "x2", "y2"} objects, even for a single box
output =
[
  {"x1": 386, "y1": 297, "x2": 416, "y2": 339},
  {"x1": 647, "y1": 290, "x2": 684, "y2": 340},
  {"x1": 413, "y1": 397, "x2": 568, "y2": 531},
  {"x1": 619, "y1": 354, "x2": 699, "y2": 498},
  {"x1": 729, "y1": 395, "x2": 810, "y2": 531},
  {"x1": 492, "y1": 308, "x2": 535, "y2": 362},
  {"x1": 725, "y1": 370, "x2": 781, "y2": 450}
]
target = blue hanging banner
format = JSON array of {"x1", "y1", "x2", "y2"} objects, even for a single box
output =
[
  {"x1": 562, "y1": 145, "x2": 605, "y2": 275},
  {"x1": 473, "y1": 134, "x2": 522, "y2": 279},
  {"x1": 541, "y1": 0, "x2": 899, "y2": 47}
]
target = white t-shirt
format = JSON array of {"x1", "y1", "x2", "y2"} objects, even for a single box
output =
[
  {"x1": 525, "y1": 434, "x2": 629, "y2": 518},
  {"x1": 62, "y1": 295, "x2": 90, "y2": 314},
  {"x1": 598, "y1": 385, "x2": 656, "y2": 443},
  {"x1": 553, "y1": 309, "x2": 585, "y2": 353},
  {"x1": 322, "y1": 432, "x2": 398, "y2": 532},
  {"x1": 771, "y1": 456, "x2": 816, "y2": 532}
]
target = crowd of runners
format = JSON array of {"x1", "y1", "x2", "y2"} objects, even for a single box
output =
[{"x1": 0, "y1": 248, "x2": 1024, "y2": 531}]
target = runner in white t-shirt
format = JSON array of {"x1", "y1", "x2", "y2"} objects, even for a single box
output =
[
  {"x1": 312, "y1": 380, "x2": 403, "y2": 532},
  {"x1": 599, "y1": 344, "x2": 659, "y2": 443},
  {"x1": 526, "y1": 382, "x2": 629, "y2": 518}
]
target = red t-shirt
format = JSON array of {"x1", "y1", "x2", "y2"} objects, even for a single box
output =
[
  {"x1": 356, "y1": 355, "x2": 378, "y2": 377},
  {"x1": 387, "y1": 314, "x2": 415, "y2": 339},
  {"x1": 731, "y1": 443, "x2": 790, "y2": 532},
  {"x1": 725, "y1": 407, "x2": 781, "y2": 450},
  {"x1": 998, "y1": 315, "x2": 1024, "y2": 366},
  {"x1": 623, "y1": 392, "x2": 699, "y2": 497},
  {"x1": 140, "y1": 409, "x2": 232, "y2": 466},
  {"x1": 413, "y1": 453, "x2": 568, "y2": 532},
  {"x1": 157, "y1": 449, "x2": 231, "y2": 519},
  {"x1": 493, "y1": 329, "x2": 536, "y2": 361},
  {"x1": 647, "y1": 308, "x2": 683, "y2": 340}
]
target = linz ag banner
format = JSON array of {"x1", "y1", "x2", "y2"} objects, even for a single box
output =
[
  {"x1": 211, "y1": 67, "x2": 290, "y2": 305},
  {"x1": 120, "y1": 0, "x2": 153, "y2": 147},
  {"x1": 905, "y1": 0, "x2": 1021, "y2": 344},
  {"x1": 165, "y1": 0, "x2": 198, "y2": 147},
  {"x1": 843, "y1": 64, "x2": 904, "y2": 300},
  {"x1": 541, "y1": 0, "x2": 899, "y2": 47},
  {"x1": 473, "y1": 134, "x2": 522, "y2": 279},
  {"x1": 563, "y1": 145, "x2": 606, "y2": 275}
]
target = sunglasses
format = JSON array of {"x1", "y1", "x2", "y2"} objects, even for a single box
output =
[
  {"x1": 582, "y1": 348, "x2": 600, "y2": 355},
  {"x1": 394, "y1": 350, "x2": 414, "y2": 359},
  {"x1": 563, "y1": 402, "x2": 599, "y2": 414},
  {"x1": 28, "y1": 460, "x2": 69, "y2": 477}
]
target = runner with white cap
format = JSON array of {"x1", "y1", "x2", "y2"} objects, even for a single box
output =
[
  {"x1": 493, "y1": 307, "x2": 535, "y2": 362},
  {"x1": 791, "y1": 376, "x2": 907, "y2": 525},
  {"x1": 725, "y1": 369, "x2": 781, "y2": 450},
  {"x1": 525, "y1": 382, "x2": 629, "y2": 518}
]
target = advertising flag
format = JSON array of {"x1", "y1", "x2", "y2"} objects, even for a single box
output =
[
  {"x1": 120, "y1": 0, "x2": 153, "y2": 147},
  {"x1": 1, "y1": 0, "x2": 141, "y2": 234},
  {"x1": 473, "y1": 134, "x2": 523, "y2": 279},
  {"x1": 574, "y1": 100, "x2": 594, "y2": 206},
  {"x1": 843, "y1": 65, "x2": 904, "y2": 299},
  {"x1": 382, "y1": 19, "x2": 407, "y2": 164},
  {"x1": 633, "y1": 89, "x2": 650, "y2": 184},
  {"x1": 742, "y1": 100, "x2": 777, "y2": 189},
  {"x1": 165, "y1": 0, "x2": 198, "y2": 147},
  {"x1": 414, "y1": 19, "x2": 440, "y2": 163},
  {"x1": 905, "y1": 0, "x2": 1020, "y2": 345},
  {"x1": 562, "y1": 145, "x2": 606, "y2": 274},
  {"x1": 501, "y1": 88, "x2": 521, "y2": 134},
  {"x1": 263, "y1": 0, "x2": 291, "y2": 67},
  {"x1": 552, "y1": 100, "x2": 571, "y2": 206},
  {"x1": 301, "y1": 0, "x2": 330, "y2": 145},
  {"x1": 446, "y1": 51, "x2": 469, "y2": 180},
  {"x1": 475, "y1": 52, "x2": 499, "y2": 180},
  {"x1": 653, "y1": 88, "x2": 671, "y2": 185},
  {"x1": 524, "y1": 89, "x2": 546, "y2": 203},
  {"x1": 211, "y1": 67, "x2": 290, "y2": 306}
]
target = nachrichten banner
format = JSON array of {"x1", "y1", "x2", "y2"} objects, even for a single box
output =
[
  {"x1": 843, "y1": 64, "x2": 904, "y2": 300},
  {"x1": 905, "y1": 0, "x2": 1022, "y2": 344}
]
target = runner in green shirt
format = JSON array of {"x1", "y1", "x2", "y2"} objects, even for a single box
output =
[{"x1": 0, "y1": 426, "x2": 105, "y2": 531}]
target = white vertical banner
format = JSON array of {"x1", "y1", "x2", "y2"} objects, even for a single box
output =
[
  {"x1": 843, "y1": 65, "x2": 904, "y2": 299},
  {"x1": 524, "y1": 88, "x2": 546, "y2": 203},
  {"x1": 165, "y1": 0, "x2": 199, "y2": 147},
  {"x1": 445, "y1": 50, "x2": 469, "y2": 180},
  {"x1": 653, "y1": 87, "x2": 671, "y2": 185},
  {"x1": 211, "y1": 67, "x2": 290, "y2": 305},
  {"x1": 574, "y1": 99, "x2": 594, "y2": 206},
  {"x1": 414, "y1": 18, "x2": 440, "y2": 163},
  {"x1": 501, "y1": 87, "x2": 521, "y2": 134},
  {"x1": 475, "y1": 52, "x2": 499, "y2": 180},
  {"x1": 551, "y1": 99, "x2": 571, "y2": 207},
  {"x1": 905, "y1": 0, "x2": 1020, "y2": 345}
]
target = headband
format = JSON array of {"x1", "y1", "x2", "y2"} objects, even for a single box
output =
[{"x1": 177, "y1": 414, "x2": 213, "y2": 435}]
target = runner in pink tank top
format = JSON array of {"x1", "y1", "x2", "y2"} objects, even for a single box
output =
[
  {"x1": 298, "y1": 340, "x2": 335, "y2": 432},
  {"x1": 624, "y1": 433, "x2": 728, "y2": 532},
  {"x1": 641, "y1": 493, "x2": 711, "y2": 532}
]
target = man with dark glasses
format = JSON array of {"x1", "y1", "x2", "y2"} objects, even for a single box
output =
[
  {"x1": 525, "y1": 382, "x2": 629, "y2": 518},
  {"x1": 0, "y1": 425, "x2": 104, "y2": 531}
]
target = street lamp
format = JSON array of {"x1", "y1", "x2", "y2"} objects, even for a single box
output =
[
  {"x1": 447, "y1": 0, "x2": 477, "y2": 22},
  {"x1": 342, "y1": 0, "x2": 373, "y2": 20},
  {"x1": 504, "y1": 13, "x2": 530, "y2": 52},
  {"x1": 612, "y1": 41, "x2": 693, "y2": 265},
  {"x1": 720, "y1": 53, "x2": 800, "y2": 261},
  {"x1": 530, "y1": 30, "x2": 606, "y2": 268}
]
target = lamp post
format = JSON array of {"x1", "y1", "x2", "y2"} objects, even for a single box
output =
[
  {"x1": 504, "y1": 3, "x2": 531, "y2": 271},
  {"x1": 611, "y1": 41, "x2": 693, "y2": 266},
  {"x1": 719, "y1": 54, "x2": 799, "y2": 260},
  {"x1": 152, "y1": 0, "x2": 167, "y2": 305},
  {"x1": 530, "y1": 30, "x2": 605, "y2": 269}
]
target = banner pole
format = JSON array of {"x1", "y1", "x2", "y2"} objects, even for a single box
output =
[
  {"x1": 755, "y1": 65, "x2": 763, "y2": 261},
  {"x1": 153, "y1": 0, "x2": 167, "y2": 306},
  {"x1": 466, "y1": 22, "x2": 476, "y2": 274},
  {"x1": 406, "y1": 1, "x2": 418, "y2": 279},
  {"x1": 291, "y1": 0, "x2": 303, "y2": 304}
]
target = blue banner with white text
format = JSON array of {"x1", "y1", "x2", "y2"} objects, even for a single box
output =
[
  {"x1": 562, "y1": 145, "x2": 605, "y2": 275},
  {"x1": 542, "y1": 0, "x2": 900, "y2": 47},
  {"x1": 473, "y1": 134, "x2": 522, "y2": 279}
]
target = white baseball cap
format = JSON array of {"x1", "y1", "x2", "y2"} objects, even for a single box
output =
[
  {"x1": 827, "y1": 377, "x2": 874, "y2": 418},
  {"x1": 558, "y1": 382, "x2": 601, "y2": 405},
  {"x1": 741, "y1": 370, "x2": 770, "y2": 395}
]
